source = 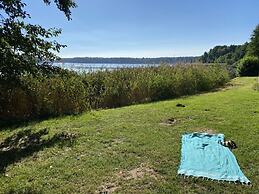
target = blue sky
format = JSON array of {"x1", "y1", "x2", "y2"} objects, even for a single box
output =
[{"x1": 25, "y1": 0, "x2": 259, "y2": 57}]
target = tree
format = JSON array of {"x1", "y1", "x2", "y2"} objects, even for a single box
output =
[
  {"x1": 0, "y1": 0, "x2": 77, "y2": 83},
  {"x1": 200, "y1": 44, "x2": 248, "y2": 65},
  {"x1": 247, "y1": 25, "x2": 259, "y2": 58},
  {"x1": 237, "y1": 56, "x2": 259, "y2": 76},
  {"x1": 200, "y1": 44, "x2": 248, "y2": 77}
]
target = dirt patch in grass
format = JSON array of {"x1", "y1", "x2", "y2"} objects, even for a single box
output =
[
  {"x1": 117, "y1": 163, "x2": 162, "y2": 181},
  {"x1": 194, "y1": 127, "x2": 217, "y2": 134},
  {"x1": 97, "y1": 163, "x2": 163, "y2": 193},
  {"x1": 98, "y1": 182, "x2": 119, "y2": 194},
  {"x1": 160, "y1": 118, "x2": 178, "y2": 126}
]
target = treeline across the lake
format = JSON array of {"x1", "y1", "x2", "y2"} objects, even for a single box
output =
[
  {"x1": 0, "y1": 64, "x2": 229, "y2": 123},
  {"x1": 59, "y1": 56, "x2": 199, "y2": 64}
]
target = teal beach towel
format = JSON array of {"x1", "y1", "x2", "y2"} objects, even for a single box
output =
[{"x1": 178, "y1": 133, "x2": 250, "y2": 184}]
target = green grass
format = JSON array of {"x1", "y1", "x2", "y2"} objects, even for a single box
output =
[{"x1": 0, "y1": 77, "x2": 259, "y2": 194}]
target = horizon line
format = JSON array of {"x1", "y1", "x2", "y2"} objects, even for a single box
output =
[{"x1": 60, "y1": 55, "x2": 201, "y2": 59}]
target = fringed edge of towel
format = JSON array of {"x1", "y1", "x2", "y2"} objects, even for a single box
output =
[{"x1": 178, "y1": 173, "x2": 252, "y2": 186}]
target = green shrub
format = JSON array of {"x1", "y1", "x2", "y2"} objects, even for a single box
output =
[
  {"x1": 0, "y1": 64, "x2": 230, "y2": 122},
  {"x1": 237, "y1": 56, "x2": 259, "y2": 76}
]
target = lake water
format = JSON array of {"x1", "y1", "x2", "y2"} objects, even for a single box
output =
[{"x1": 54, "y1": 63, "x2": 159, "y2": 73}]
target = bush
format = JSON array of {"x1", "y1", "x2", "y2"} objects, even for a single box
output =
[
  {"x1": 237, "y1": 56, "x2": 259, "y2": 76},
  {"x1": 0, "y1": 64, "x2": 230, "y2": 122}
]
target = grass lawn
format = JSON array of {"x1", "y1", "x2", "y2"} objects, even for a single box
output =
[{"x1": 0, "y1": 77, "x2": 259, "y2": 194}]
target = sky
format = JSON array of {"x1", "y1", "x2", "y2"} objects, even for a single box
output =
[{"x1": 24, "y1": 0, "x2": 259, "y2": 58}]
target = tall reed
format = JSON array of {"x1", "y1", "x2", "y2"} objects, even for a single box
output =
[{"x1": 0, "y1": 64, "x2": 230, "y2": 122}]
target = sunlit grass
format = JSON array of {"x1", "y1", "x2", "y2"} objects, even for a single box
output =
[{"x1": 0, "y1": 77, "x2": 258, "y2": 193}]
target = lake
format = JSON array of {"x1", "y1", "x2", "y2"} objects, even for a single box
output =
[{"x1": 54, "y1": 63, "x2": 159, "y2": 73}]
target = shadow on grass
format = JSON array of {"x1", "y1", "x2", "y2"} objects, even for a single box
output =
[
  {"x1": 0, "y1": 112, "x2": 83, "y2": 131},
  {"x1": 0, "y1": 115, "x2": 54, "y2": 132},
  {"x1": 0, "y1": 128, "x2": 76, "y2": 173},
  {"x1": 6, "y1": 187, "x2": 42, "y2": 194},
  {"x1": 0, "y1": 120, "x2": 37, "y2": 132}
]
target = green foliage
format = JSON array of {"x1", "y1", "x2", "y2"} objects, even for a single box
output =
[
  {"x1": 237, "y1": 25, "x2": 259, "y2": 77},
  {"x1": 23, "y1": 74, "x2": 89, "y2": 116},
  {"x1": 200, "y1": 44, "x2": 248, "y2": 65},
  {"x1": 0, "y1": 0, "x2": 76, "y2": 83},
  {"x1": 247, "y1": 25, "x2": 259, "y2": 58},
  {"x1": 0, "y1": 64, "x2": 229, "y2": 122},
  {"x1": 200, "y1": 44, "x2": 248, "y2": 77},
  {"x1": 237, "y1": 56, "x2": 259, "y2": 76},
  {"x1": 201, "y1": 24, "x2": 259, "y2": 77},
  {"x1": 0, "y1": 70, "x2": 89, "y2": 121},
  {"x1": 82, "y1": 64, "x2": 229, "y2": 108}
]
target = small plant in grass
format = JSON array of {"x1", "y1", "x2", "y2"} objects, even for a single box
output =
[{"x1": 253, "y1": 76, "x2": 259, "y2": 91}]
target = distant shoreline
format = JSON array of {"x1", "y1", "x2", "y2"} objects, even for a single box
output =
[{"x1": 58, "y1": 56, "x2": 199, "y2": 64}]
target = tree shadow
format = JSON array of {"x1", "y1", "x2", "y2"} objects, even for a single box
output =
[
  {"x1": 0, "y1": 120, "x2": 37, "y2": 132},
  {"x1": 0, "y1": 113, "x2": 83, "y2": 132},
  {"x1": 6, "y1": 187, "x2": 43, "y2": 194},
  {"x1": 0, "y1": 128, "x2": 76, "y2": 173},
  {"x1": 0, "y1": 115, "x2": 52, "y2": 132}
]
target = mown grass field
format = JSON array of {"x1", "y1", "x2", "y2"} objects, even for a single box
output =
[{"x1": 0, "y1": 77, "x2": 259, "y2": 194}]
